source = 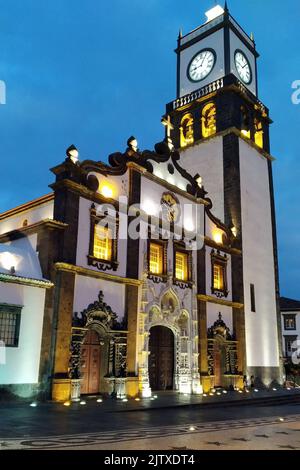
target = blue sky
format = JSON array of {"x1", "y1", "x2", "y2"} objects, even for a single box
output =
[{"x1": 0, "y1": 0, "x2": 299, "y2": 298}]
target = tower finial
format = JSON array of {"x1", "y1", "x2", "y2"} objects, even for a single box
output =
[
  {"x1": 178, "y1": 28, "x2": 182, "y2": 39},
  {"x1": 224, "y1": 1, "x2": 229, "y2": 12}
]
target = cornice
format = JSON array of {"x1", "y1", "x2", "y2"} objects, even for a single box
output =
[
  {"x1": 128, "y1": 163, "x2": 209, "y2": 205},
  {"x1": 204, "y1": 237, "x2": 242, "y2": 255},
  {"x1": 197, "y1": 294, "x2": 244, "y2": 309},
  {"x1": 54, "y1": 262, "x2": 141, "y2": 286},
  {"x1": 0, "y1": 219, "x2": 67, "y2": 243},
  {"x1": 0, "y1": 273, "x2": 54, "y2": 289},
  {"x1": 0, "y1": 193, "x2": 54, "y2": 221}
]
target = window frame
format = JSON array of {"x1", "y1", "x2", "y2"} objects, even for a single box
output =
[
  {"x1": 211, "y1": 250, "x2": 228, "y2": 298},
  {"x1": 201, "y1": 102, "x2": 217, "y2": 139},
  {"x1": 147, "y1": 238, "x2": 168, "y2": 282},
  {"x1": 0, "y1": 304, "x2": 22, "y2": 348},
  {"x1": 88, "y1": 203, "x2": 119, "y2": 271},
  {"x1": 283, "y1": 314, "x2": 296, "y2": 331},
  {"x1": 250, "y1": 284, "x2": 256, "y2": 313},
  {"x1": 173, "y1": 242, "x2": 193, "y2": 288},
  {"x1": 284, "y1": 335, "x2": 297, "y2": 356}
]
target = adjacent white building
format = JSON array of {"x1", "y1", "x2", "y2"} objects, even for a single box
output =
[{"x1": 280, "y1": 297, "x2": 300, "y2": 360}]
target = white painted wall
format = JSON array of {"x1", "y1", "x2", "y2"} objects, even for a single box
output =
[
  {"x1": 0, "y1": 235, "x2": 43, "y2": 278},
  {"x1": 87, "y1": 172, "x2": 129, "y2": 200},
  {"x1": 239, "y1": 139, "x2": 279, "y2": 368},
  {"x1": 0, "y1": 283, "x2": 46, "y2": 384},
  {"x1": 73, "y1": 274, "x2": 126, "y2": 322},
  {"x1": 229, "y1": 30, "x2": 257, "y2": 96},
  {"x1": 179, "y1": 29, "x2": 225, "y2": 97},
  {"x1": 180, "y1": 136, "x2": 224, "y2": 222},
  {"x1": 0, "y1": 201, "x2": 54, "y2": 235}
]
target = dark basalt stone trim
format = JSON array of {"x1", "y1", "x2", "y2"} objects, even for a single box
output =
[
  {"x1": 82, "y1": 141, "x2": 206, "y2": 199},
  {"x1": 173, "y1": 239, "x2": 193, "y2": 285},
  {"x1": 224, "y1": 18, "x2": 231, "y2": 76},
  {"x1": 53, "y1": 188, "x2": 80, "y2": 265},
  {"x1": 126, "y1": 169, "x2": 141, "y2": 280},
  {"x1": 88, "y1": 203, "x2": 119, "y2": 272},
  {"x1": 211, "y1": 249, "x2": 229, "y2": 299},
  {"x1": 267, "y1": 158, "x2": 284, "y2": 372},
  {"x1": 87, "y1": 256, "x2": 119, "y2": 272}
]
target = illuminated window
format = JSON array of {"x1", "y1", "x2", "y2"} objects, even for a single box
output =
[
  {"x1": 211, "y1": 250, "x2": 228, "y2": 297},
  {"x1": 175, "y1": 251, "x2": 188, "y2": 281},
  {"x1": 202, "y1": 103, "x2": 216, "y2": 138},
  {"x1": 0, "y1": 304, "x2": 22, "y2": 348},
  {"x1": 93, "y1": 225, "x2": 112, "y2": 261},
  {"x1": 149, "y1": 243, "x2": 163, "y2": 274},
  {"x1": 213, "y1": 264, "x2": 224, "y2": 291},
  {"x1": 254, "y1": 119, "x2": 264, "y2": 148},
  {"x1": 180, "y1": 114, "x2": 194, "y2": 148},
  {"x1": 241, "y1": 106, "x2": 251, "y2": 139}
]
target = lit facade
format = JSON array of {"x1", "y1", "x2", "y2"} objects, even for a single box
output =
[{"x1": 0, "y1": 6, "x2": 283, "y2": 401}]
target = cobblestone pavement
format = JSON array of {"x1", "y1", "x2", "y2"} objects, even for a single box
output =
[{"x1": 1, "y1": 412, "x2": 300, "y2": 450}]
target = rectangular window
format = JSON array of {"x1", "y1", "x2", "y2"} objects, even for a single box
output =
[
  {"x1": 0, "y1": 306, "x2": 21, "y2": 347},
  {"x1": 285, "y1": 336, "x2": 297, "y2": 356},
  {"x1": 93, "y1": 225, "x2": 112, "y2": 261},
  {"x1": 250, "y1": 284, "x2": 256, "y2": 312},
  {"x1": 175, "y1": 251, "x2": 188, "y2": 281},
  {"x1": 149, "y1": 243, "x2": 163, "y2": 275},
  {"x1": 213, "y1": 264, "x2": 224, "y2": 291},
  {"x1": 284, "y1": 315, "x2": 296, "y2": 331}
]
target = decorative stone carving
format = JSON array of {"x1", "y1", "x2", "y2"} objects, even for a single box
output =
[{"x1": 69, "y1": 291, "x2": 127, "y2": 392}]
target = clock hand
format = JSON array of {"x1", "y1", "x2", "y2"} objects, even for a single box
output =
[{"x1": 200, "y1": 52, "x2": 208, "y2": 67}]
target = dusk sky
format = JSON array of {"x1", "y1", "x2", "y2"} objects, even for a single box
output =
[{"x1": 0, "y1": 0, "x2": 299, "y2": 299}]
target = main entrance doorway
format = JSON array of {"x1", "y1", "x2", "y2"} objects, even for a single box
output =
[
  {"x1": 213, "y1": 339, "x2": 226, "y2": 387},
  {"x1": 80, "y1": 330, "x2": 101, "y2": 394},
  {"x1": 148, "y1": 326, "x2": 174, "y2": 391}
]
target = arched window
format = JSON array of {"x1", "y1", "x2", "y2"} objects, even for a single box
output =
[
  {"x1": 180, "y1": 114, "x2": 194, "y2": 148},
  {"x1": 202, "y1": 102, "x2": 216, "y2": 138},
  {"x1": 254, "y1": 119, "x2": 264, "y2": 148},
  {"x1": 241, "y1": 106, "x2": 251, "y2": 139}
]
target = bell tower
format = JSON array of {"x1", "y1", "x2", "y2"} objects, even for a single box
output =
[
  {"x1": 176, "y1": 3, "x2": 258, "y2": 98},
  {"x1": 164, "y1": 4, "x2": 282, "y2": 386}
]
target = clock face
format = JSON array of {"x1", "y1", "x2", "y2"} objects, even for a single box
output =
[
  {"x1": 235, "y1": 50, "x2": 252, "y2": 85},
  {"x1": 188, "y1": 49, "x2": 216, "y2": 83}
]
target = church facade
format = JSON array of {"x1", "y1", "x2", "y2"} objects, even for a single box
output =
[{"x1": 0, "y1": 5, "x2": 283, "y2": 401}]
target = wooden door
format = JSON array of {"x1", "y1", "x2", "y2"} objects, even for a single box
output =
[
  {"x1": 80, "y1": 330, "x2": 101, "y2": 395},
  {"x1": 148, "y1": 326, "x2": 174, "y2": 391},
  {"x1": 214, "y1": 348, "x2": 222, "y2": 387}
]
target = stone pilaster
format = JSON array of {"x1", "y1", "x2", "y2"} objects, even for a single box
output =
[
  {"x1": 125, "y1": 284, "x2": 139, "y2": 397},
  {"x1": 51, "y1": 270, "x2": 76, "y2": 401},
  {"x1": 198, "y1": 299, "x2": 210, "y2": 393}
]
